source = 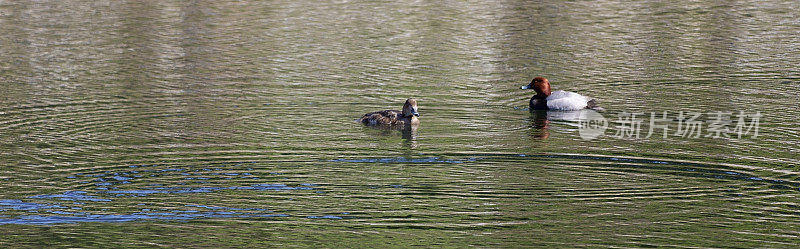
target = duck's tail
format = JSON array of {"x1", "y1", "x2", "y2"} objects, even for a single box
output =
[{"x1": 586, "y1": 99, "x2": 605, "y2": 112}]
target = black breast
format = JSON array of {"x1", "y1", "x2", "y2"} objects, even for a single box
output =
[{"x1": 529, "y1": 96, "x2": 548, "y2": 110}]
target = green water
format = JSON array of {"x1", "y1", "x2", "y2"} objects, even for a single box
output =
[{"x1": 1, "y1": 0, "x2": 799, "y2": 247}]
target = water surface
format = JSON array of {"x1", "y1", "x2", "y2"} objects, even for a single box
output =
[{"x1": 1, "y1": 0, "x2": 799, "y2": 247}]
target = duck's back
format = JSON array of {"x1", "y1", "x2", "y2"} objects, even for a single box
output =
[
  {"x1": 546, "y1": 90, "x2": 590, "y2": 111},
  {"x1": 359, "y1": 110, "x2": 404, "y2": 126}
]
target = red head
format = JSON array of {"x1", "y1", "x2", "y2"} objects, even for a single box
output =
[{"x1": 520, "y1": 77, "x2": 552, "y2": 97}]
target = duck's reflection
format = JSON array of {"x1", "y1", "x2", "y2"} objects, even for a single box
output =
[
  {"x1": 528, "y1": 109, "x2": 602, "y2": 140},
  {"x1": 529, "y1": 110, "x2": 550, "y2": 139},
  {"x1": 361, "y1": 124, "x2": 418, "y2": 149},
  {"x1": 400, "y1": 125, "x2": 418, "y2": 149}
]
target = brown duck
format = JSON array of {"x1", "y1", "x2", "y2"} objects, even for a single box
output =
[{"x1": 359, "y1": 98, "x2": 420, "y2": 127}]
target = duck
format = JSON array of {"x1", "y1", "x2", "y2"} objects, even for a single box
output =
[
  {"x1": 520, "y1": 77, "x2": 603, "y2": 111},
  {"x1": 359, "y1": 98, "x2": 420, "y2": 127}
]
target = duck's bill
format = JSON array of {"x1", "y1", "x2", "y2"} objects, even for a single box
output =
[
  {"x1": 411, "y1": 107, "x2": 420, "y2": 117},
  {"x1": 520, "y1": 85, "x2": 530, "y2": 89}
]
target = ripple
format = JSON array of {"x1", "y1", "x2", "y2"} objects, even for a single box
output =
[{"x1": 2, "y1": 0, "x2": 800, "y2": 247}]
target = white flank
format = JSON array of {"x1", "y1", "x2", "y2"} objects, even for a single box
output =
[{"x1": 546, "y1": 90, "x2": 590, "y2": 111}]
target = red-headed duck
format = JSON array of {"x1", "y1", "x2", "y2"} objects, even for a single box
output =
[
  {"x1": 520, "y1": 77, "x2": 603, "y2": 111},
  {"x1": 359, "y1": 98, "x2": 420, "y2": 126}
]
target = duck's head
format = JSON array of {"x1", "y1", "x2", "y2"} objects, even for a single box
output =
[
  {"x1": 520, "y1": 77, "x2": 551, "y2": 97},
  {"x1": 402, "y1": 98, "x2": 420, "y2": 117}
]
